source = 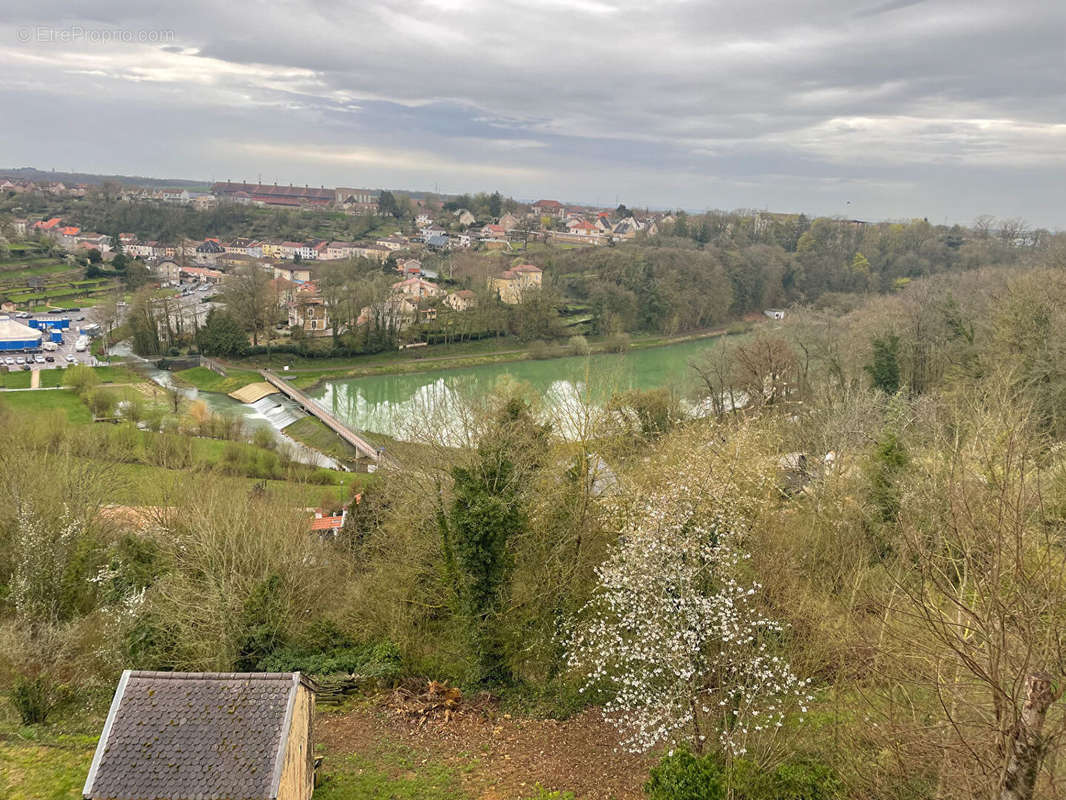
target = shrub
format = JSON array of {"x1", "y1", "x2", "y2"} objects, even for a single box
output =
[
  {"x1": 10, "y1": 674, "x2": 67, "y2": 725},
  {"x1": 645, "y1": 751, "x2": 844, "y2": 800},
  {"x1": 528, "y1": 340, "x2": 554, "y2": 360},
  {"x1": 568, "y1": 335, "x2": 590, "y2": 356},
  {"x1": 308, "y1": 468, "x2": 339, "y2": 485},
  {"x1": 252, "y1": 426, "x2": 277, "y2": 450},
  {"x1": 645, "y1": 749, "x2": 726, "y2": 800},
  {"x1": 257, "y1": 639, "x2": 402, "y2": 679},
  {"x1": 605, "y1": 332, "x2": 631, "y2": 353}
]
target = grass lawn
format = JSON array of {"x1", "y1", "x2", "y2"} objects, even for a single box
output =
[
  {"x1": 0, "y1": 702, "x2": 101, "y2": 800},
  {"x1": 88, "y1": 458, "x2": 362, "y2": 507},
  {"x1": 0, "y1": 740, "x2": 95, "y2": 800},
  {"x1": 0, "y1": 389, "x2": 92, "y2": 422},
  {"x1": 173, "y1": 365, "x2": 262, "y2": 394},
  {"x1": 84, "y1": 364, "x2": 142, "y2": 384},
  {"x1": 0, "y1": 369, "x2": 32, "y2": 389},
  {"x1": 283, "y1": 416, "x2": 366, "y2": 463},
  {"x1": 316, "y1": 742, "x2": 470, "y2": 800}
]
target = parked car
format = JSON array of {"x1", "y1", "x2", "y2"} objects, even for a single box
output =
[
  {"x1": 35, "y1": 355, "x2": 46, "y2": 364},
  {"x1": 15, "y1": 357, "x2": 24, "y2": 365},
  {"x1": 45, "y1": 356, "x2": 55, "y2": 363},
  {"x1": 3, "y1": 357, "x2": 13, "y2": 365},
  {"x1": 65, "y1": 354, "x2": 76, "y2": 363}
]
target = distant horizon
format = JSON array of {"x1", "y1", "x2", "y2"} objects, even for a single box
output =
[{"x1": 3, "y1": 164, "x2": 1045, "y2": 231}]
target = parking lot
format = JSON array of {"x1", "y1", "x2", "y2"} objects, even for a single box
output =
[
  {"x1": 3, "y1": 282, "x2": 219, "y2": 377},
  {"x1": 3, "y1": 304, "x2": 118, "y2": 374}
]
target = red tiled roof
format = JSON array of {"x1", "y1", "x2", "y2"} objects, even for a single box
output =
[
  {"x1": 310, "y1": 515, "x2": 344, "y2": 531},
  {"x1": 533, "y1": 200, "x2": 563, "y2": 208}
]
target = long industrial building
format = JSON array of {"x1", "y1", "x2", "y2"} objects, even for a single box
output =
[
  {"x1": 0, "y1": 315, "x2": 43, "y2": 350},
  {"x1": 211, "y1": 181, "x2": 335, "y2": 207}
]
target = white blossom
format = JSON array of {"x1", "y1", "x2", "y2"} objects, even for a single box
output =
[{"x1": 566, "y1": 453, "x2": 809, "y2": 754}]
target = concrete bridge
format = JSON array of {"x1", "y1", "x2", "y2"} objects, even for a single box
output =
[{"x1": 259, "y1": 370, "x2": 389, "y2": 468}]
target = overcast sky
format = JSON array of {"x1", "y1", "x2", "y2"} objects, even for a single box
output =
[{"x1": 1, "y1": 1, "x2": 1064, "y2": 227}]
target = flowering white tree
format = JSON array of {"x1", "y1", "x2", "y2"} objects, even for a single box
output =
[
  {"x1": 567, "y1": 460, "x2": 811, "y2": 756},
  {"x1": 11, "y1": 505, "x2": 85, "y2": 625}
]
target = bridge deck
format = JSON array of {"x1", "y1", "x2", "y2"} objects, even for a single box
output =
[{"x1": 259, "y1": 370, "x2": 383, "y2": 464}]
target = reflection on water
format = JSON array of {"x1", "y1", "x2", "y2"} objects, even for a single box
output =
[{"x1": 308, "y1": 336, "x2": 727, "y2": 444}]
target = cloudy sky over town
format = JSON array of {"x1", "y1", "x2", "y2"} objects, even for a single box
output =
[{"x1": 2, "y1": 0, "x2": 1064, "y2": 226}]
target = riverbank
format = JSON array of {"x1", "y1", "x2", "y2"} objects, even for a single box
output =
[{"x1": 222, "y1": 324, "x2": 751, "y2": 392}]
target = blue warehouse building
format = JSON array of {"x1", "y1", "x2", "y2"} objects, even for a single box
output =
[
  {"x1": 0, "y1": 316, "x2": 43, "y2": 351},
  {"x1": 29, "y1": 317, "x2": 71, "y2": 330}
]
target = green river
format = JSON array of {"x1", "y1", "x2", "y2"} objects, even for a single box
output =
[{"x1": 305, "y1": 336, "x2": 727, "y2": 443}]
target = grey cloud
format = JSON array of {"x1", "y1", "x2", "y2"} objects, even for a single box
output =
[{"x1": 0, "y1": 0, "x2": 1064, "y2": 226}]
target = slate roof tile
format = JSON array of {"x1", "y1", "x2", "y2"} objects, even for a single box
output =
[{"x1": 85, "y1": 671, "x2": 309, "y2": 800}]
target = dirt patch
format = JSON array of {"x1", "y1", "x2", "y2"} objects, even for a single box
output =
[{"x1": 318, "y1": 692, "x2": 654, "y2": 799}]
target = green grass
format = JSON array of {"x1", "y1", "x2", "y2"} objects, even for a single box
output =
[
  {"x1": 316, "y1": 741, "x2": 470, "y2": 800},
  {"x1": 83, "y1": 458, "x2": 362, "y2": 507},
  {"x1": 0, "y1": 369, "x2": 32, "y2": 388},
  {"x1": 0, "y1": 389, "x2": 92, "y2": 422},
  {"x1": 0, "y1": 741, "x2": 95, "y2": 800},
  {"x1": 283, "y1": 416, "x2": 366, "y2": 463},
  {"x1": 172, "y1": 365, "x2": 262, "y2": 394},
  {"x1": 81, "y1": 365, "x2": 142, "y2": 384}
]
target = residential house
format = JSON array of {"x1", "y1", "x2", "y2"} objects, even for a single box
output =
[
  {"x1": 260, "y1": 240, "x2": 284, "y2": 259},
  {"x1": 12, "y1": 219, "x2": 28, "y2": 237},
  {"x1": 161, "y1": 188, "x2": 190, "y2": 204},
  {"x1": 33, "y1": 217, "x2": 63, "y2": 234},
  {"x1": 194, "y1": 239, "x2": 225, "y2": 264},
  {"x1": 180, "y1": 266, "x2": 224, "y2": 283},
  {"x1": 153, "y1": 259, "x2": 182, "y2": 284},
  {"x1": 289, "y1": 294, "x2": 330, "y2": 335},
  {"x1": 532, "y1": 199, "x2": 565, "y2": 218},
  {"x1": 83, "y1": 670, "x2": 316, "y2": 800},
  {"x1": 76, "y1": 233, "x2": 111, "y2": 253},
  {"x1": 392, "y1": 276, "x2": 444, "y2": 300},
  {"x1": 491, "y1": 263, "x2": 542, "y2": 304},
  {"x1": 498, "y1": 212, "x2": 520, "y2": 232},
  {"x1": 764, "y1": 308, "x2": 786, "y2": 320},
  {"x1": 273, "y1": 263, "x2": 314, "y2": 283},
  {"x1": 444, "y1": 289, "x2": 477, "y2": 311},
  {"x1": 323, "y1": 241, "x2": 357, "y2": 260},
  {"x1": 350, "y1": 243, "x2": 390, "y2": 262},
  {"x1": 59, "y1": 226, "x2": 82, "y2": 248},
  {"x1": 217, "y1": 252, "x2": 259, "y2": 270},
  {"x1": 415, "y1": 213, "x2": 433, "y2": 227},
  {"x1": 191, "y1": 192, "x2": 217, "y2": 210},
  {"x1": 425, "y1": 233, "x2": 449, "y2": 250},
  {"x1": 397, "y1": 258, "x2": 422, "y2": 277},
  {"x1": 126, "y1": 240, "x2": 161, "y2": 258},
  {"x1": 567, "y1": 219, "x2": 599, "y2": 237},
  {"x1": 375, "y1": 235, "x2": 409, "y2": 251}
]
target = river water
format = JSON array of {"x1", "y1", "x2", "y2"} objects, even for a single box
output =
[{"x1": 305, "y1": 336, "x2": 728, "y2": 443}]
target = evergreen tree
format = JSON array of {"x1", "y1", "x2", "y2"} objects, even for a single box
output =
[{"x1": 864, "y1": 333, "x2": 902, "y2": 394}]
